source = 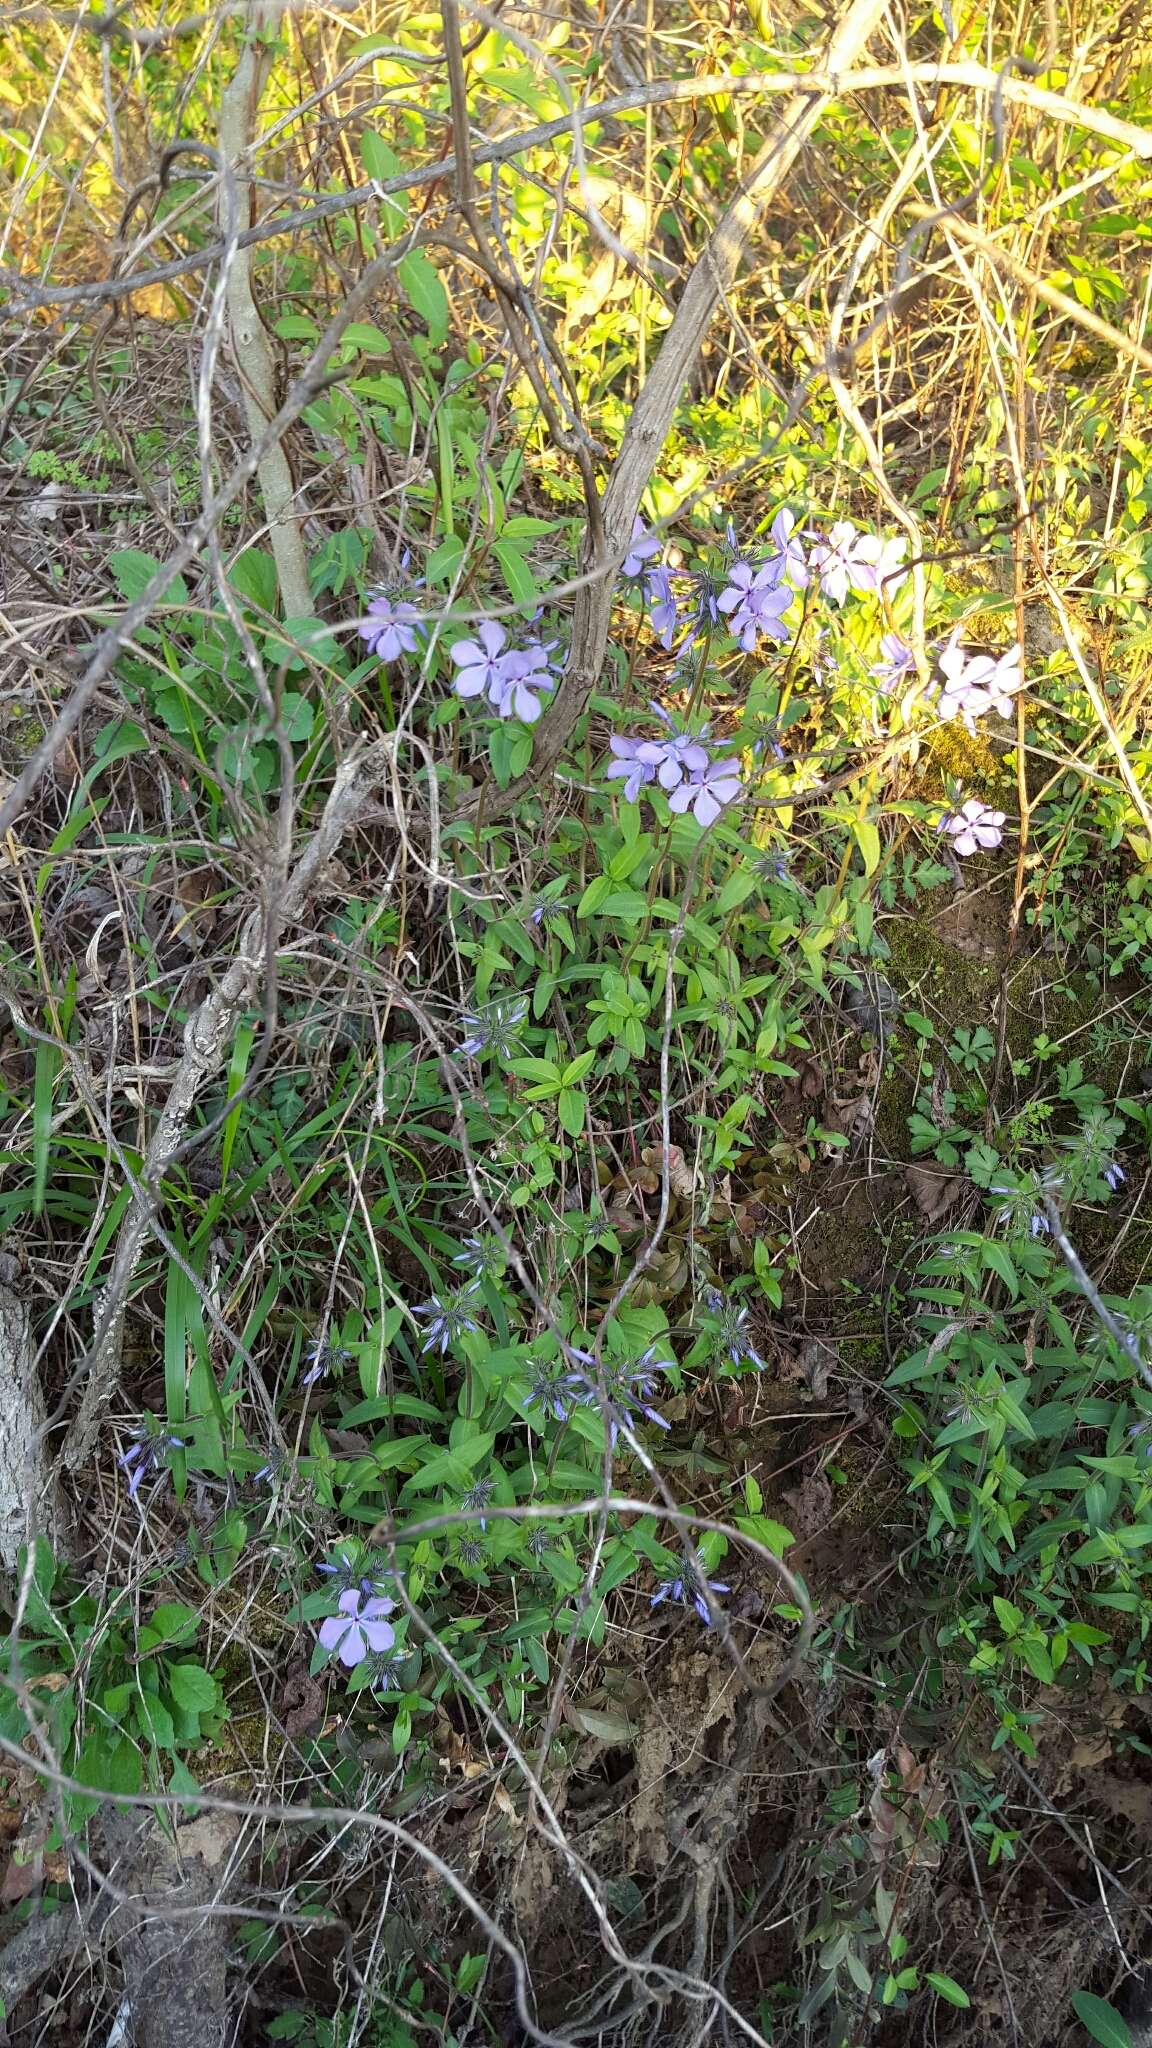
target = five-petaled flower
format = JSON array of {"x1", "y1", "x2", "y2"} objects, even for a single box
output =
[
  {"x1": 450, "y1": 620, "x2": 510, "y2": 704},
  {"x1": 358, "y1": 592, "x2": 424, "y2": 663},
  {"x1": 668, "y1": 757, "x2": 743, "y2": 829},
  {"x1": 935, "y1": 637, "x2": 1023, "y2": 730},
  {"x1": 940, "y1": 799, "x2": 1006, "y2": 856},
  {"x1": 318, "y1": 1588, "x2": 396, "y2": 1668}
]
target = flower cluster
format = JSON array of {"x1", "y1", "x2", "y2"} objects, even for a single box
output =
[
  {"x1": 450, "y1": 621, "x2": 559, "y2": 723},
  {"x1": 701, "y1": 1287, "x2": 766, "y2": 1373},
  {"x1": 458, "y1": 993, "x2": 528, "y2": 1060},
  {"x1": 412, "y1": 1282, "x2": 482, "y2": 1356},
  {"x1": 607, "y1": 704, "x2": 743, "y2": 828},
  {"x1": 118, "y1": 1422, "x2": 186, "y2": 1500},
  {"x1": 524, "y1": 1347, "x2": 674, "y2": 1445},
  {"x1": 650, "y1": 1549, "x2": 731, "y2": 1627},
  {"x1": 301, "y1": 1337, "x2": 352, "y2": 1389}
]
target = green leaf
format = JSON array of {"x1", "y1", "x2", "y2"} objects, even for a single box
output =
[
  {"x1": 137, "y1": 1692, "x2": 176, "y2": 1751},
  {"x1": 397, "y1": 249, "x2": 449, "y2": 346},
  {"x1": 981, "y1": 1241, "x2": 1020, "y2": 1297},
  {"x1": 341, "y1": 321, "x2": 394, "y2": 355},
  {"x1": 229, "y1": 548, "x2": 278, "y2": 612},
  {"x1": 146, "y1": 1602, "x2": 198, "y2": 1645},
  {"x1": 492, "y1": 542, "x2": 538, "y2": 608},
  {"x1": 109, "y1": 547, "x2": 188, "y2": 606},
  {"x1": 1070, "y1": 1991, "x2": 1132, "y2": 2047},
  {"x1": 853, "y1": 819, "x2": 882, "y2": 876},
  {"x1": 925, "y1": 1973, "x2": 971, "y2": 2009},
  {"x1": 165, "y1": 1662, "x2": 219, "y2": 1714},
  {"x1": 426, "y1": 534, "x2": 464, "y2": 583},
  {"x1": 558, "y1": 1087, "x2": 586, "y2": 1138}
]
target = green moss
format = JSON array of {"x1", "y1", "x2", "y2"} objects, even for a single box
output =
[{"x1": 886, "y1": 912, "x2": 999, "y2": 1028}]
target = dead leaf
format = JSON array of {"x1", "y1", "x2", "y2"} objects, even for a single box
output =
[
  {"x1": 905, "y1": 1163, "x2": 968, "y2": 1221},
  {"x1": 797, "y1": 1338, "x2": 837, "y2": 1401},
  {"x1": 566, "y1": 1704, "x2": 638, "y2": 1745},
  {"x1": 279, "y1": 1664, "x2": 326, "y2": 1741},
  {"x1": 640, "y1": 1144, "x2": 695, "y2": 1200},
  {"x1": 783, "y1": 1465, "x2": 833, "y2": 1539},
  {"x1": 782, "y1": 1058, "x2": 824, "y2": 1106}
]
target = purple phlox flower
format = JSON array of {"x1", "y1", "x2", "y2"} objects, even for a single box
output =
[
  {"x1": 939, "y1": 798, "x2": 1006, "y2": 856},
  {"x1": 318, "y1": 1588, "x2": 396, "y2": 1668},
  {"x1": 806, "y1": 521, "x2": 862, "y2": 605},
  {"x1": 935, "y1": 636, "x2": 1024, "y2": 729},
  {"x1": 252, "y1": 1445, "x2": 285, "y2": 1485},
  {"x1": 1030, "y1": 1212, "x2": 1048, "y2": 1237},
  {"x1": 651, "y1": 1550, "x2": 731, "y2": 1627},
  {"x1": 644, "y1": 563, "x2": 679, "y2": 649},
  {"x1": 460, "y1": 1477, "x2": 496, "y2": 1530},
  {"x1": 358, "y1": 590, "x2": 425, "y2": 663},
  {"x1": 872, "y1": 633, "x2": 916, "y2": 688},
  {"x1": 668, "y1": 757, "x2": 744, "y2": 829},
  {"x1": 301, "y1": 1337, "x2": 351, "y2": 1388},
  {"x1": 703, "y1": 1291, "x2": 766, "y2": 1371},
  {"x1": 621, "y1": 516, "x2": 662, "y2": 580},
  {"x1": 526, "y1": 1526, "x2": 553, "y2": 1558},
  {"x1": 606, "y1": 735, "x2": 660, "y2": 804},
  {"x1": 1105, "y1": 1160, "x2": 1126, "y2": 1191},
  {"x1": 450, "y1": 620, "x2": 508, "y2": 702},
  {"x1": 459, "y1": 993, "x2": 529, "y2": 1059},
  {"x1": 717, "y1": 561, "x2": 792, "y2": 653},
  {"x1": 118, "y1": 1426, "x2": 186, "y2": 1500},
  {"x1": 642, "y1": 727, "x2": 713, "y2": 793},
  {"x1": 457, "y1": 1537, "x2": 486, "y2": 1568},
  {"x1": 489, "y1": 643, "x2": 555, "y2": 724},
  {"x1": 848, "y1": 532, "x2": 907, "y2": 597},
  {"x1": 412, "y1": 1281, "x2": 482, "y2": 1355},
  {"x1": 453, "y1": 1229, "x2": 506, "y2": 1279},
  {"x1": 766, "y1": 506, "x2": 809, "y2": 587}
]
